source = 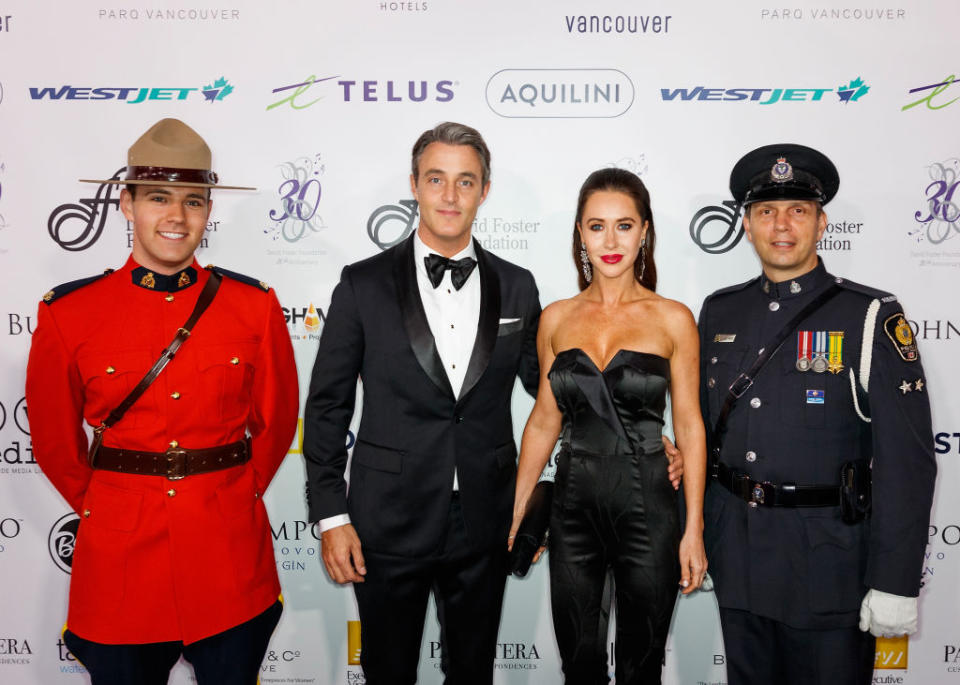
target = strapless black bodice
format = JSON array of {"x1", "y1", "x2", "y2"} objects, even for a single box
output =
[{"x1": 549, "y1": 348, "x2": 670, "y2": 457}]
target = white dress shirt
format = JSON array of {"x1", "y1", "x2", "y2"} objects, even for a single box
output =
[{"x1": 319, "y1": 232, "x2": 481, "y2": 532}]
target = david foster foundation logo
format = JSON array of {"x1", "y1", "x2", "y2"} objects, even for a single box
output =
[
  {"x1": 49, "y1": 512, "x2": 80, "y2": 574},
  {"x1": 689, "y1": 200, "x2": 744, "y2": 254},
  {"x1": 486, "y1": 69, "x2": 634, "y2": 118},
  {"x1": 48, "y1": 169, "x2": 123, "y2": 251},
  {"x1": 368, "y1": 199, "x2": 419, "y2": 250}
]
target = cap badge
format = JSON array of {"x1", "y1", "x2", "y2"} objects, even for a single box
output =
[{"x1": 771, "y1": 157, "x2": 794, "y2": 183}]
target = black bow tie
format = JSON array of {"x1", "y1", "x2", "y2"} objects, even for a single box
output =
[{"x1": 424, "y1": 254, "x2": 477, "y2": 290}]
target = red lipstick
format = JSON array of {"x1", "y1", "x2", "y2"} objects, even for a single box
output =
[{"x1": 600, "y1": 254, "x2": 622, "y2": 264}]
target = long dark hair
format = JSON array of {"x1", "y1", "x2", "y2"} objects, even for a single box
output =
[{"x1": 572, "y1": 168, "x2": 657, "y2": 292}]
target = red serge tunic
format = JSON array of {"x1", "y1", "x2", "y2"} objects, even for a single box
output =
[{"x1": 25, "y1": 256, "x2": 299, "y2": 645}]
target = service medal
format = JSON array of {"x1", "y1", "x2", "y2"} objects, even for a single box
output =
[
  {"x1": 827, "y1": 331, "x2": 845, "y2": 374},
  {"x1": 796, "y1": 330, "x2": 812, "y2": 371},
  {"x1": 811, "y1": 330, "x2": 828, "y2": 373}
]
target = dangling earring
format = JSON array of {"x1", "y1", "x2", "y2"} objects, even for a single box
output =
[
  {"x1": 639, "y1": 237, "x2": 647, "y2": 281},
  {"x1": 579, "y1": 245, "x2": 592, "y2": 283}
]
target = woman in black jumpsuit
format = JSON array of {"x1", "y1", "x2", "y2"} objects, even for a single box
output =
[{"x1": 509, "y1": 168, "x2": 708, "y2": 684}]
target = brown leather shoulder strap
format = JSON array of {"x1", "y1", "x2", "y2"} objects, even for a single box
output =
[{"x1": 100, "y1": 271, "x2": 222, "y2": 430}]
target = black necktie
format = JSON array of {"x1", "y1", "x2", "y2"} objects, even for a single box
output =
[{"x1": 424, "y1": 254, "x2": 477, "y2": 290}]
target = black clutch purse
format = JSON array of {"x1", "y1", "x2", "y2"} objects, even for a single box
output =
[{"x1": 509, "y1": 481, "x2": 553, "y2": 577}]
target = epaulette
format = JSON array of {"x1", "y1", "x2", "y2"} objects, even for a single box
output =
[
  {"x1": 42, "y1": 269, "x2": 114, "y2": 305},
  {"x1": 833, "y1": 277, "x2": 894, "y2": 303},
  {"x1": 702, "y1": 276, "x2": 759, "y2": 306},
  {"x1": 205, "y1": 265, "x2": 270, "y2": 292}
]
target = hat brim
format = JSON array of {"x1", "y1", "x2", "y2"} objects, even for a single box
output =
[
  {"x1": 743, "y1": 184, "x2": 823, "y2": 206},
  {"x1": 79, "y1": 178, "x2": 256, "y2": 191}
]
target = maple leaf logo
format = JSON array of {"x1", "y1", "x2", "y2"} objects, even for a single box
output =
[
  {"x1": 837, "y1": 76, "x2": 870, "y2": 103},
  {"x1": 202, "y1": 77, "x2": 234, "y2": 103}
]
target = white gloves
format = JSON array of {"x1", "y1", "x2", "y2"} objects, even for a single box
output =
[{"x1": 858, "y1": 589, "x2": 918, "y2": 637}]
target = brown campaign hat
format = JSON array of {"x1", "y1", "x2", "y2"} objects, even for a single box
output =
[{"x1": 80, "y1": 118, "x2": 255, "y2": 190}]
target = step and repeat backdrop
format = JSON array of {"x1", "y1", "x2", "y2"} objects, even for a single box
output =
[{"x1": 1, "y1": 0, "x2": 958, "y2": 683}]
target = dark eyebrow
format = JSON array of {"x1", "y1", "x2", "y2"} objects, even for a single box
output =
[
  {"x1": 422, "y1": 168, "x2": 478, "y2": 180},
  {"x1": 584, "y1": 216, "x2": 636, "y2": 223}
]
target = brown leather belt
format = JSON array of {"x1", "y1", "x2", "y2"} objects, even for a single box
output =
[{"x1": 92, "y1": 438, "x2": 250, "y2": 480}]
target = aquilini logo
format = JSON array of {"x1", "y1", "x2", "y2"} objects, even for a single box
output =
[
  {"x1": 347, "y1": 620, "x2": 362, "y2": 666},
  {"x1": 661, "y1": 77, "x2": 870, "y2": 105},
  {"x1": 904, "y1": 75, "x2": 959, "y2": 112},
  {"x1": 875, "y1": 636, "x2": 908, "y2": 670},
  {"x1": 29, "y1": 77, "x2": 235, "y2": 104},
  {"x1": 486, "y1": 69, "x2": 634, "y2": 118}
]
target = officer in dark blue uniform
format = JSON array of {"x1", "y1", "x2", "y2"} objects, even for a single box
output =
[{"x1": 699, "y1": 144, "x2": 936, "y2": 684}]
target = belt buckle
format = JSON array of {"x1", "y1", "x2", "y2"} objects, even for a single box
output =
[
  {"x1": 750, "y1": 481, "x2": 772, "y2": 508},
  {"x1": 165, "y1": 447, "x2": 188, "y2": 480},
  {"x1": 729, "y1": 373, "x2": 753, "y2": 399}
]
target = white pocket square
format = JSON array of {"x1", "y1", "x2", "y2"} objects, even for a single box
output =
[{"x1": 499, "y1": 318, "x2": 521, "y2": 324}]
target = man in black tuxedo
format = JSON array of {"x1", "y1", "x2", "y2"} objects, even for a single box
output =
[{"x1": 303, "y1": 122, "x2": 541, "y2": 684}]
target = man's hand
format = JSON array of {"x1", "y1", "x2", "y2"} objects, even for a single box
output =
[
  {"x1": 321, "y1": 524, "x2": 366, "y2": 584},
  {"x1": 663, "y1": 436, "x2": 684, "y2": 490}
]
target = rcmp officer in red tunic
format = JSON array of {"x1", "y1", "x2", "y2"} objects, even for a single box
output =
[
  {"x1": 699, "y1": 144, "x2": 937, "y2": 684},
  {"x1": 25, "y1": 118, "x2": 299, "y2": 684}
]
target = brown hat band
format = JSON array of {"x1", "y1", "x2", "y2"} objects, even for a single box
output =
[{"x1": 125, "y1": 165, "x2": 220, "y2": 186}]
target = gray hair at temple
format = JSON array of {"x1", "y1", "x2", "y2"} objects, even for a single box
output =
[{"x1": 411, "y1": 122, "x2": 491, "y2": 187}]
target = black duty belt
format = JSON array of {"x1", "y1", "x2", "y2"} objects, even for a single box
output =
[
  {"x1": 715, "y1": 462, "x2": 840, "y2": 508},
  {"x1": 92, "y1": 438, "x2": 250, "y2": 480}
]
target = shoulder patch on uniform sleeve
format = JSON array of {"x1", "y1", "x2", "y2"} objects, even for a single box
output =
[
  {"x1": 883, "y1": 312, "x2": 920, "y2": 362},
  {"x1": 206, "y1": 265, "x2": 270, "y2": 292},
  {"x1": 42, "y1": 269, "x2": 114, "y2": 304}
]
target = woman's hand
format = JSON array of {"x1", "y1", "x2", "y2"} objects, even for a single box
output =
[
  {"x1": 507, "y1": 506, "x2": 525, "y2": 552},
  {"x1": 507, "y1": 502, "x2": 546, "y2": 564},
  {"x1": 678, "y1": 527, "x2": 707, "y2": 595}
]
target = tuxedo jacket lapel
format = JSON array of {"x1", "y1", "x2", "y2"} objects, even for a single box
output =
[
  {"x1": 393, "y1": 236, "x2": 455, "y2": 399},
  {"x1": 458, "y1": 239, "x2": 500, "y2": 402}
]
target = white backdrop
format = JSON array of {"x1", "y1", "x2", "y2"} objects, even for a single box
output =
[{"x1": 1, "y1": 0, "x2": 958, "y2": 683}]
